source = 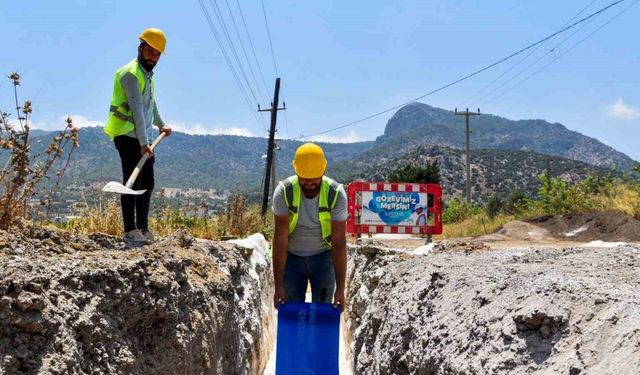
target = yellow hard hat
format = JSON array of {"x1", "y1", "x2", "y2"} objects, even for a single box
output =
[
  {"x1": 292, "y1": 143, "x2": 327, "y2": 179},
  {"x1": 139, "y1": 28, "x2": 166, "y2": 53}
]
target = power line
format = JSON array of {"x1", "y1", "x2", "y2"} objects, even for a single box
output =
[
  {"x1": 473, "y1": 2, "x2": 602, "y2": 107},
  {"x1": 235, "y1": 0, "x2": 272, "y2": 100},
  {"x1": 261, "y1": 0, "x2": 279, "y2": 77},
  {"x1": 475, "y1": 14, "x2": 599, "y2": 107},
  {"x1": 198, "y1": 0, "x2": 268, "y2": 131},
  {"x1": 223, "y1": 0, "x2": 267, "y2": 104},
  {"x1": 209, "y1": 0, "x2": 261, "y2": 105},
  {"x1": 298, "y1": 0, "x2": 628, "y2": 140},
  {"x1": 480, "y1": 0, "x2": 639, "y2": 107},
  {"x1": 460, "y1": 0, "x2": 600, "y2": 107}
]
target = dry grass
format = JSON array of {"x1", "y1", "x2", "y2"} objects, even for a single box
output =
[
  {"x1": 63, "y1": 193, "x2": 273, "y2": 241},
  {"x1": 599, "y1": 183, "x2": 640, "y2": 220},
  {"x1": 64, "y1": 198, "x2": 123, "y2": 236},
  {"x1": 439, "y1": 213, "x2": 514, "y2": 239}
]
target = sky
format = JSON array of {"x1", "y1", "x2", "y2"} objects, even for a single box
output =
[{"x1": 1, "y1": 0, "x2": 639, "y2": 160}]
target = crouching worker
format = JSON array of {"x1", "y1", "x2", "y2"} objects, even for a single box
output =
[{"x1": 272, "y1": 143, "x2": 348, "y2": 310}]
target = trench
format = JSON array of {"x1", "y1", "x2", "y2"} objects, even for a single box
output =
[
  {"x1": 260, "y1": 290, "x2": 354, "y2": 375},
  {"x1": 4, "y1": 227, "x2": 637, "y2": 374}
]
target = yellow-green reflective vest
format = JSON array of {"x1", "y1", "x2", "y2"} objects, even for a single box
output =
[
  {"x1": 103, "y1": 60, "x2": 155, "y2": 141},
  {"x1": 280, "y1": 176, "x2": 343, "y2": 246}
]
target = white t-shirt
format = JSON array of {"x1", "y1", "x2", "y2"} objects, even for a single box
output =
[{"x1": 272, "y1": 181, "x2": 348, "y2": 257}]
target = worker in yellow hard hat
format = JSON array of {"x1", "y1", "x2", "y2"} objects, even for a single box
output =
[
  {"x1": 272, "y1": 143, "x2": 348, "y2": 311},
  {"x1": 104, "y1": 28, "x2": 172, "y2": 245}
]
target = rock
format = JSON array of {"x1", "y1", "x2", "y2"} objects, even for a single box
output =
[{"x1": 15, "y1": 291, "x2": 46, "y2": 312}]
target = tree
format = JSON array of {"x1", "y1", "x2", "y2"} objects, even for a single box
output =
[
  {"x1": 485, "y1": 193, "x2": 503, "y2": 220},
  {"x1": 387, "y1": 160, "x2": 440, "y2": 184}
]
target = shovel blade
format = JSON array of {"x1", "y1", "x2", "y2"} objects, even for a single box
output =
[{"x1": 102, "y1": 181, "x2": 147, "y2": 195}]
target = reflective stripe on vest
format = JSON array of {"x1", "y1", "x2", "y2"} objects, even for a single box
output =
[
  {"x1": 103, "y1": 60, "x2": 154, "y2": 141},
  {"x1": 280, "y1": 175, "x2": 342, "y2": 246}
]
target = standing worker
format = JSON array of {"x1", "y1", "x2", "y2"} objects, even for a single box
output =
[
  {"x1": 104, "y1": 28, "x2": 172, "y2": 244},
  {"x1": 272, "y1": 143, "x2": 348, "y2": 310}
]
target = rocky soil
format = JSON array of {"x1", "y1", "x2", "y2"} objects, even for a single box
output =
[
  {"x1": 3, "y1": 217, "x2": 640, "y2": 375},
  {"x1": 345, "y1": 241, "x2": 640, "y2": 374},
  {"x1": 0, "y1": 221, "x2": 274, "y2": 375}
]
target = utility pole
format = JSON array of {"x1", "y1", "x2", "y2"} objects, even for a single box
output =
[
  {"x1": 259, "y1": 78, "x2": 286, "y2": 217},
  {"x1": 454, "y1": 108, "x2": 481, "y2": 203},
  {"x1": 271, "y1": 140, "x2": 282, "y2": 198}
]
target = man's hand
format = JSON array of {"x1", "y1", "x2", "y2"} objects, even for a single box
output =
[
  {"x1": 333, "y1": 287, "x2": 346, "y2": 312},
  {"x1": 140, "y1": 145, "x2": 153, "y2": 157},
  {"x1": 274, "y1": 285, "x2": 285, "y2": 309},
  {"x1": 160, "y1": 127, "x2": 172, "y2": 136}
]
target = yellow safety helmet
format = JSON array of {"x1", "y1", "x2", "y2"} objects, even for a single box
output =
[
  {"x1": 139, "y1": 28, "x2": 166, "y2": 53},
  {"x1": 292, "y1": 143, "x2": 327, "y2": 179}
]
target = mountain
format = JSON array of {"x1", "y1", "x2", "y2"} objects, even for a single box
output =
[
  {"x1": 11, "y1": 101, "x2": 636, "y2": 201},
  {"x1": 330, "y1": 143, "x2": 619, "y2": 203},
  {"x1": 376, "y1": 102, "x2": 636, "y2": 171},
  {"x1": 25, "y1": 127, "x2": 373, "y2": 190}
]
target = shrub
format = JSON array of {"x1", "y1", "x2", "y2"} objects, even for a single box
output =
[
  {"x1": 442, "y1": 197, "x2": 479, "y2": 224},
  {"x1": 504, "y1": 189, "x2": 531, "y2": 216},
  {"x1": 485, "y1": 193, "x2": 504, "y2": 220},
  {"x1": 536, "y1": 174, "x2": 605, "y2": 215},
  {"x1": 0, "y1": 73, "x2": 79, "y2": 229}
]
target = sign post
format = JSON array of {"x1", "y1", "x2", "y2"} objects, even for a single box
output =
[{"x1": 347, "y1": 182, "x2": 443, "y2": 237}]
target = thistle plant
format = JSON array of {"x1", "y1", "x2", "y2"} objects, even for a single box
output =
[{"x1": 0, "y1": 72, "x2": 80, "y2": 229}]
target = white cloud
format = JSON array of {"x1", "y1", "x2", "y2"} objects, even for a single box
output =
[
  {"x1": 29, "y1": 114, "x2": 103, "y2": 130},
  {"x1": 607, "y1": 98, "x2": 640, "y2": 120},
  {"x1": 306, "y1": 130, "x2": 362, "y2": 144},
  {"x1": 66, "y1": 114, "x2": 103, "y2": 128},
  {"x1": 169, "y1": 122, "x2": 256, "y2": 137},
  {"x1": 29, "y1": 115, "x2": 257, "y2": 138}
]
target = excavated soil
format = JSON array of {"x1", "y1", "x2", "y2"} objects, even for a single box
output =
[
  {"x1": 526, "y1": 211, "x2": 640, "y2": 242},
  {"x1": 3, "y1": 216, "x2": 640, "y2": 375},
  {"x1": 0, "y1": 220, "x2": 274, "y2": 375},
  {"x1": 345, "y1": 242, "x2": 640, "y2": 374}
]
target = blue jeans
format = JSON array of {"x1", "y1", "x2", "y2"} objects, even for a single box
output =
[{"x1": 284, "y1": 251, "x2": 335, "y2": 303}]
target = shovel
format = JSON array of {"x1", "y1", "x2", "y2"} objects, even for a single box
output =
[{"x1": 102, "y1": 132, "x2": 166, "y2": 195}]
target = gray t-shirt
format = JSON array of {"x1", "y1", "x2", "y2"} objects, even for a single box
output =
[{"x1": 272, "y1": 181, "x2": 348, "y2": 257}]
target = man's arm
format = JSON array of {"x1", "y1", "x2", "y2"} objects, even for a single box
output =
[
  {"x1": 331, "y1": 220, "x2": 347, "y2": 310},
  {"x1": 120, "y1": 73, "x2": 148, "y2": 146},
  {"x1": 273, "y1": 214, "x2": 289, "y2": 308},
  {"x1": 152, "y1": 100, "x2": 172, "y2": 137}
]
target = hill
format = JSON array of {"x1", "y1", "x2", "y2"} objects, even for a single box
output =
[
  {"x1": 330, "y1": 143, "x2": 618, "y2": 203},
  {"x1": 376, "y1": 102, "x2": 636, "y2": 171}
]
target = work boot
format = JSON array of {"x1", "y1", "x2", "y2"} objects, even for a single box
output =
[
  {"x1": 140, "y1": 229, "x2": 156, "y2": 243},
  {"x1": 123, "y1": 229, "x2": 152, "y2": 245}
]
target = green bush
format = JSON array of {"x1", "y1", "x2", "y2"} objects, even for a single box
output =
[
  {"x1": 442, "y1": 197, "x2": 480, "y2": 224},
  {"x1": 536, "y1": 175, "x2": 603, "y2": 215},
  {"x1": 503, "y1": 189, "x2": 527, "y2": 215},
  {"x1": 485, "y1": 193, "x2": 504, "y2": 220}
]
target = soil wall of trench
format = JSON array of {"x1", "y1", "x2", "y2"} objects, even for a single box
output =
[
  {"x1": 0, "y1": 221, "x2": 275, "y2": 375},
  {"x1": 343, "y1": 242, "x2": 640, "y2": 375},
  {"x1": 3, "y1": 220, "x2": 640, "y2": 375}
]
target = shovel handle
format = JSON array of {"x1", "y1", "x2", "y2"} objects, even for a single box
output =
[{"x1": 124, "y1": 132, "x2": 166, "y2": 189}]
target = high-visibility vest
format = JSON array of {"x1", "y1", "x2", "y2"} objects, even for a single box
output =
[
  {"x1": 103, "y1": 60, "x2": 155, "y2": 141},
  {"x1": 280, "y1": 175, "x2": 343, "y2": 246}
]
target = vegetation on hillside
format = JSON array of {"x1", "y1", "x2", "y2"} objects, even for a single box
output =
[{"x1": 440, "y1": 172, "x2": 640, "y2": 238}]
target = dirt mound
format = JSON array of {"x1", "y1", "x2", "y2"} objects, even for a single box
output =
[
  {"x1": 0, "y1": 222, "x2": 274, "y2": 375},
  {"x1": 493, "y1": 221, "x2": 555, "y2": 242},
  {"x1": 527, "y1": 211, "x2": 640, "y2": 242},
  {"x1": 346, "y1": 243, "x2": 640, "y2": 374}
]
